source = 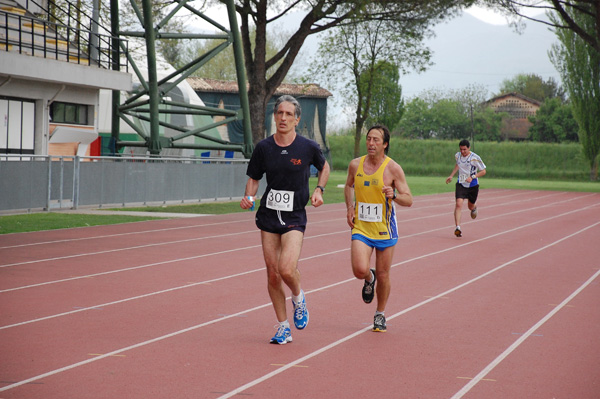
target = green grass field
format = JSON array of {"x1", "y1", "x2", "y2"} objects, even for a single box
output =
[{"x1": 1, "y1": 172, "x2": 597, "y2": 234}]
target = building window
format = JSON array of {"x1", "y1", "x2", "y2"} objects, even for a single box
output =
[
  {"x1": 0, "y1": 97, "x2": 35, "y2": 154},
  {"x1": 50, "y1": 102, "x2": 89, "y2": 125}
]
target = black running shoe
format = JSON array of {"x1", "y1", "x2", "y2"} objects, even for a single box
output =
[
  {"x1": 454, "y1": 227, "x2": 462, "y2": 237},
  {"x1": 373, "y1": 314, "x2": 387, "y2": 332},
  {"x1": 362, "y1": 268, "x2": 376, "y2": 303}
]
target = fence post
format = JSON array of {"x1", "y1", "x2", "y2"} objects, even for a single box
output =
[
  {"x1": 73, "y1": 156, "x2": 80, "y2": 209},
  {"x1": 59, "y1": 157, "x2": 64, "y2": 209},
  {"x1": 46, "y1": 156, "x2": 52, "y2": 211}
]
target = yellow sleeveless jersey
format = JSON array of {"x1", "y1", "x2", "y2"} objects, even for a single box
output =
[{"x1": 352, "y1": 156, "x2": 398, "y2": 240}]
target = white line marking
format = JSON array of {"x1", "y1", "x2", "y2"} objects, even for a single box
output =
[
  {"x1": 1, "y1": 222, "x2": 597, "y2": 393},
  {"x1": 450, "y1": 267, "x2": 600, "y2": 399},
  {"x1": 1, "y1": 202, "x2": 597, "y2": 328},
  {"x1": 0, "y1": 190, "x2": 570, "y2": 252},
  {"x1": 216, "y1": 222, "x2": 600, "y2": 399},
  {"x1": 1, "y1": 192, "x2": 593, "y2": 280}
]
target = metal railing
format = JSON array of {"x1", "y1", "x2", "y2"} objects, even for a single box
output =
[
  {"x1": 0, "y1": 155, "x2": 250, "y2": 212},
  {"x1": 0, "y1": 0, "x2": 127, "y2": 70}
]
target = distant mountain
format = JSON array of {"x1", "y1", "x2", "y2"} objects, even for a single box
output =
[{"x1": 400, "y1": 12, "x2": 560, "y2": 98}]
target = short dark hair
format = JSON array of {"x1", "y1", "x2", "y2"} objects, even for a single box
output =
[
  {"x1": 367, "y1": 124, "x2": 390, "y2": 155},
  {"x1": 273, "y1": 95, "x2": 301, "y2": 119},
  {"x1": 459, "y1": 139, "x2": 470, "y2": 148}
]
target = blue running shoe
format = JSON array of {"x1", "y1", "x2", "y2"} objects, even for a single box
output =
[
  {"x1": 292, "y1": 290, "x2": 309, "y2": 330},
  {"x1": 270, "y1": 324, "x2": 292, "y2": 344}
]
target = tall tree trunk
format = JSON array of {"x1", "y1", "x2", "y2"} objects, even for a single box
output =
[
  {"x1": 247, "y1": 87, "x2": 268, "y2": 144},
  {"x1": 591, "y1": 158, "x2": 599, "y2": 181}
]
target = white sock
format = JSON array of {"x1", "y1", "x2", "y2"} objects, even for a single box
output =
[
  {"x1": 366, "y1": 269, "x2": 375, "y2": 283},
  {"x1": 279, "y1": 320, "x2": 290, "y2": 328},
  {"x1": 292, "y1": 290, "x2": 304, "y2": 304},
  {"x1": 456, "y1": 225, "x2": 461, "y2": 230},
  {"x1": 375, "y1": 311, "x2": 384, "y2": 316}
]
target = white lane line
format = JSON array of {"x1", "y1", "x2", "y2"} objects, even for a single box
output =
[
  {"x1": 1, "y1": 202, "x2": 597, "y2": 328},
  {"x1": 0, "y1": 220, "x2": 597, "y2": 393},
  {"x1": 450, "y1": 267, "x2": 600, "y2": 399},
  {"x1": 0, "y1": 218, "x2": 250, "y2": 250},
  {"x1": 0, "y1": 229, "x2": 258, "y2": 268},
  {"x1": 1, "y1": 192, "x2": 592, "y2": 271},
  {"x1": 0, "y1": 189, "x2": 567, "y2": 251},
  {"x1": 216, "y1": 222, "x2": 600, "y2": 399},
  {"x1": 0, "y1": 247, "x2": 350, "y2": 330}
]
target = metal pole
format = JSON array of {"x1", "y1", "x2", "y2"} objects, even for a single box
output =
[
  {"x1": 90, "y1": 0, "x2": 99, "y2": 63},
  {"x1": 46, "y1": 156, "x2": 52, "y2": 211},
  {"x1": 110, "y1": 0, "x2": 121, "y2": 155},
  {"x1": 225, "y1": 0, "x2": 253, "y2": 158},
  {"x1": 141, "y1": 0, "x2": 162, "y2": 155},
  {"x1": 73, "y1": 156, "x2": 80, "y2": 209}
]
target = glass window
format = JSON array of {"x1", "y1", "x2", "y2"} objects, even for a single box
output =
[{"x1": 50, "y1": 102, "x2": 88, "y2": 125}]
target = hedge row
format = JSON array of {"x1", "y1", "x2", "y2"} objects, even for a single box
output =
[{"x1": 327, "y1": 136, "x2": 590, "y2": 181}]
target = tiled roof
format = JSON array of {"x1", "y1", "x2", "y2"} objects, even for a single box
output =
[
  {"x1": 485, "y1": 92, "x2": 541, "y2": 106},
  {"x1": 187, "y1": 77, "x2": 332, "y2": 98}
]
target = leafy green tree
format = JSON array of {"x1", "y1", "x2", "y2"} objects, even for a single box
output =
[
  {"x1": 550, "y1": 5, "x2": 600, "y2": 179},
  {"x1": 209, "y1": 0, "x2": 476, "y2": 144},
  {"x1": 430, "y1": 99, "x2": 470, "y2": 140},
  {"x1": 396, "y1": 85, "x2": 505, "y2": 141},
  {"x1": 528, "y1": 98, "x2": 579, "y2": 143},
  {"x1": 394, "y1": 98, "x2": 434, "y2": 139},
  {"x1": 309, "y1": 4, "x2": 447, "y2": 157},
  {"x1": 180, "y1": 28, "x2": 293, "y2": 81},
  {"x1": 395, "y1": 98, "x2": 472, "y2": 140},
  {"x1": 473, "y1": 107, "x2": 506, "y2": 142},
  {"x1": 498, "y1": 73, "x2": 565, "y2": 102},
  {"x1": 363, "y1": 61, "x2": 405, "y2": 134}
]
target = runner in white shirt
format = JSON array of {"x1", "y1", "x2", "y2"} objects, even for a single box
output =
[{"x1": 445, "y1": 139, "x2": 487, "y2": 237}]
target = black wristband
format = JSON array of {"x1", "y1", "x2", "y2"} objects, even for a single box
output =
[
  {"x1": 316, "y1": 185, "x2": 325, "y2": 193},
  {"x1": 392, "y1": 192, "x2": 397, "y2": 200}
]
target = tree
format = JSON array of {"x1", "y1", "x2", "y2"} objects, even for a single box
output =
[
  {"x1": 528, "y1": 97, "x2": 579, "y2": 142},
  {"x1": 395, "y1": 98, "x2": 434, "y2": 139},
  {"x1": 210, "y1": 0, "x2": 476, "y2": 145},
  {"x1": 363, "y1": 61, "x2": 404, "y2": 133},
  {"x1": 498, "y1": 73, "x2": 565, "y2": 102},
  {"x1": 309, "y1": 8, "x2": 433, "y2": 157},
  {"x1": 395, "y1": 98, "x2": 470, "y2": 140},
  {"x1": 395, "y1": 85, "x2": 507, "y2": 141},
  {"x1": 180, "y1": 28, "x2": 294, "y2": 81},
  {"x1": 473, "y1": 106, "x2": 506, "y2": 142},
  {"x1": 549, "y1": 5, "x2": 600, "y2": 179}
]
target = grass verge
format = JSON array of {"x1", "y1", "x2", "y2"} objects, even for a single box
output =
[{"x1": 1, "y1": 171, "x2": 597, "y2": 234}]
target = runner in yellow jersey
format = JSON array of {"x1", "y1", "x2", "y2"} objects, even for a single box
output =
[{"x1": 344, "y1": 125, "x2": 413, "y2": 332}]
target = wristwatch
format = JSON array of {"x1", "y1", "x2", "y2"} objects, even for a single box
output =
[{"x1": 316, "y1": 185, "x2": 325, "y2": 193}]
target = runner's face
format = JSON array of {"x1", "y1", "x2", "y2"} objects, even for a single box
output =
[
  {"x1": 274, "y1": 102, "x2": 300, "y2": 135},
  {"x1": 366, "y1": 129, "x2": 387, "y2": 156},
  {"x1": 459, "y1": 145, "x2": 470, "y2": 157}
]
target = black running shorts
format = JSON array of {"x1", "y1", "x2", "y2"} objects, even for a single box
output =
[
  {"x1": 455, "y1": 182, "x2": 479, "y2": 204},
  {"x1": 255, "y1": 206, "x2": 307, "y2": 235}
]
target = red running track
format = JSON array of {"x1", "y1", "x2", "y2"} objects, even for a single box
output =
[{"x1": 0, "y1": 189, "x2": 599, "y2": 399}]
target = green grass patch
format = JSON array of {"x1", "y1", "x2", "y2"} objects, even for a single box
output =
[
  {"x1": 108, "y1": 202, "x2": 248, "y2": 215},
  {"x1": 0, "y1": 213, "x2": 164, "y2": 235}
]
